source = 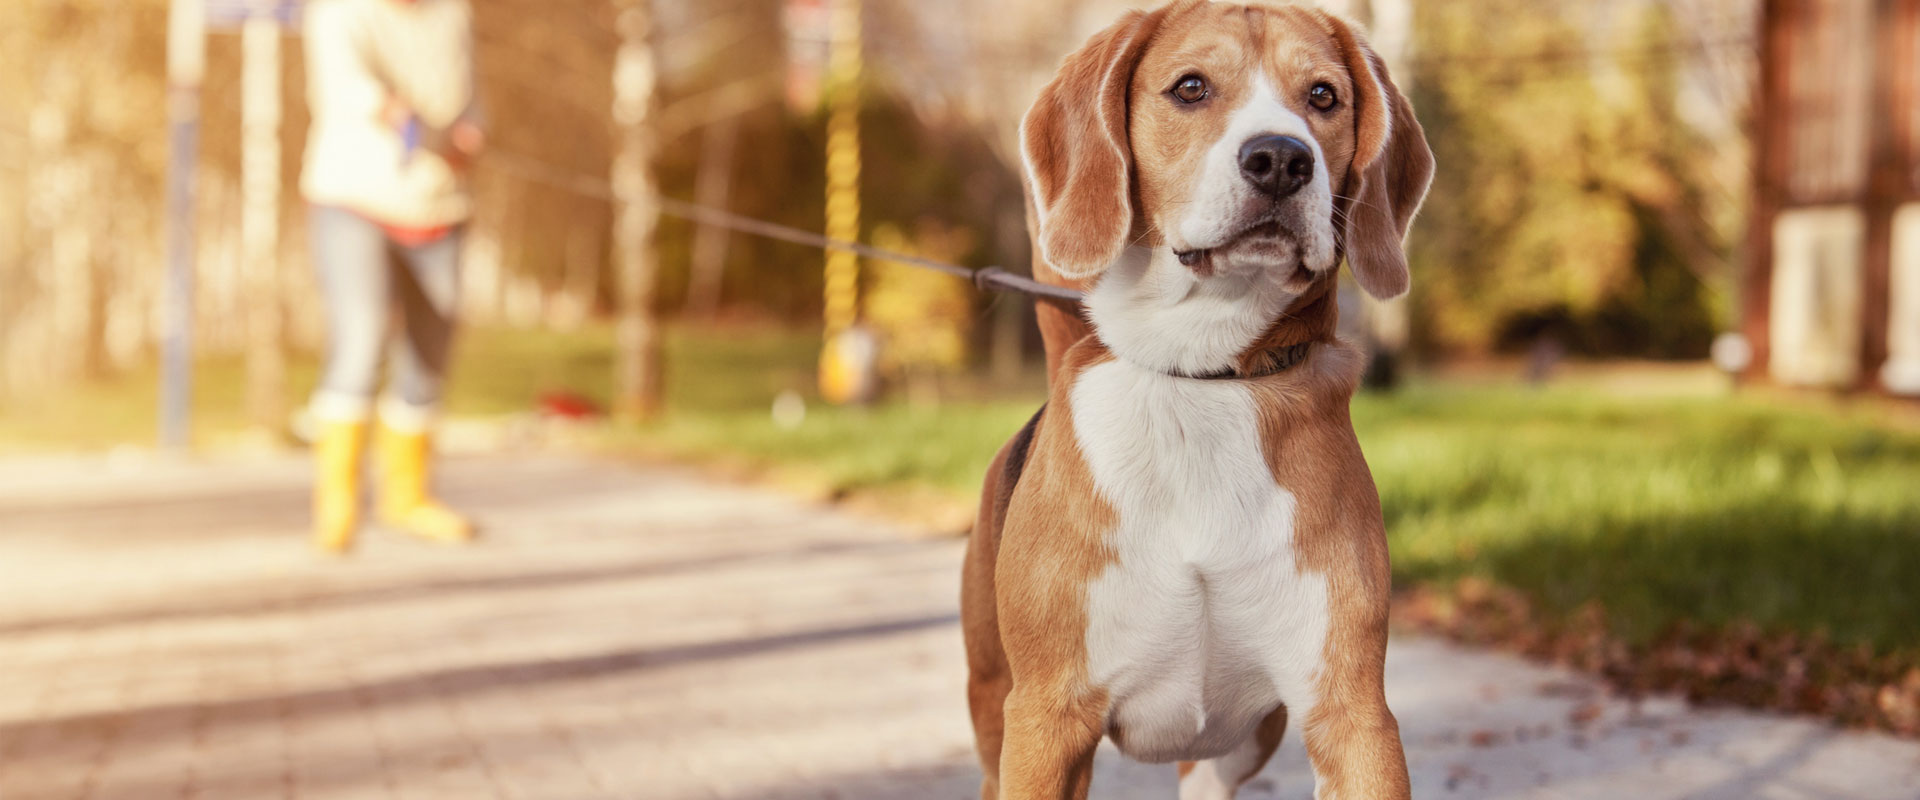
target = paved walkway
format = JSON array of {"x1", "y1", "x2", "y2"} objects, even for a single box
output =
[{"x1": 0, "y1": 453, "x2": 1916, "y2": 800}]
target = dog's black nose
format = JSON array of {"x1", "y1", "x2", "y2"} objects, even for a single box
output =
[{"x1": 1238, "y1": 135, "x2": 1315, "y2": 198}]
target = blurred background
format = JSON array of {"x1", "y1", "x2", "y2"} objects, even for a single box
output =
[
  {"x1": 1, "y1": 0, "x2": 1918, "y2": 795},
  {"x1": 7, "y1": 1, "x2": 1920, "y2": 423}
]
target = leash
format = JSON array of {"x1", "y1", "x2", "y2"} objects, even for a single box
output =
[
  {"x1": 484, "y1": 150, "x2": 1323, "y2": 381},
  {"x1": 482, "y1": 150, "x2": 1086, "y2": 306}
]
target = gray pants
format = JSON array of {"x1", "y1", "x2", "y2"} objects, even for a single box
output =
[{"x1": 308, "y1": 205, "x2": 462, "y2": 430}]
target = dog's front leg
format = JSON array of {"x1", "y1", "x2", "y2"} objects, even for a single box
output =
[
  {"x1": 1298, "y1": 619, "x2": 1410, "y2": 799},
  {"x1": 996, "y1": 684, "x2": 1106, "y2": 800},
  {"x1": 1300, "y1": 700, "x2": 1408, "y2": 800}
]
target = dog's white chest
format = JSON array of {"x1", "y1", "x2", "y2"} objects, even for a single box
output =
[{"x1": 1070, "y1": 360, "x2": 1331, "y2": 764}]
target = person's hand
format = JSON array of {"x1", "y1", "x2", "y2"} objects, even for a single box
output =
[
  {"x1": 450, "y1": 121, "x2": 486, "y2": 158},
  {"x1": 440, "y1": 121, "x2": 484, "y2": 173},
  {"x1": 379, "y1": 94, "x2": 412, "y2": 130}
]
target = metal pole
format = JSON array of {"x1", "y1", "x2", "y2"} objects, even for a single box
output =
[
  {"x1": 613, "y1": 0, "x2": 664, "y2": 421},
  {"x1": 820, "y1": 0, "x2": 862, "y2": 342},
  {"x1": 163, "y1": 0, "x2": 206, "y2": 450},
  {"x1": 817, "y1": 0, "x2": 869, "y2": 405}
]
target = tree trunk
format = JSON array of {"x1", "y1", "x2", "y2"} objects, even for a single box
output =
[
  {"x1": 684, "y1": 115, "x2": 740, "y2": 318},
  {"x1": 162, "y1": 0, "x2": 205, "y2": 449},
  {"x1": 613, "y1": 0, "x2": 664, "y2": 421},
  {"x1": 242, "y1": 10, "x2": 286, "y2": 430}
]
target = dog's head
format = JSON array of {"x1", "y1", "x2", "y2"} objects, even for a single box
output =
[{"x1": 1022, "y1": 0, "x2": 1432, "y2": 306}]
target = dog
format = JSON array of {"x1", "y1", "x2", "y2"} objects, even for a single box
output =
[{"x1": 961, "y1": 2, "x2": 1434, "y2": 798}]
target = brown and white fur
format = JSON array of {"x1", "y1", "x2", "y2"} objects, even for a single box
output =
[{"x1": 961, "y1": 2, "x2": 1434, "y2": 799}]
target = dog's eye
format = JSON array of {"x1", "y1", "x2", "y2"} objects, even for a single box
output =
[
  {"x1": 1308, "y1": 83, "x2": 1338, "y2": 111},
  {"x1": 1170, "y1": 75, "x2": 1209, "y2": 104}
]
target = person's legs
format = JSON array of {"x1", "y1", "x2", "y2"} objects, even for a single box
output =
[
  {"x1": 308, "y1": 206, "x2": 395, "y2": 553},
  {"x1": 385, "y1": 229, "x2": 462, "y2": 425},
  {"x1": 311, "y1": 207, "x2": 395, "y2": 422},
  {"x1": 374, "y1": 228, "x2": 473, "y2": 543}
]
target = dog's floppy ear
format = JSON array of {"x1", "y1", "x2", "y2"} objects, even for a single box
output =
[
  {"x1": 1020, "y1": 7, "x2": 1173, "y2": 280},
  {"x1": 1325, "y1": 14, "x2": 1433, "y2": 300}
]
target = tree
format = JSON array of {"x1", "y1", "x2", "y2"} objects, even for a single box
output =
[{"x1": 1405, "y1": 0, "x2": 1749, "y2": 356}]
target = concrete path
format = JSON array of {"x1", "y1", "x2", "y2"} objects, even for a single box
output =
[{"x1": 0, "y1": 453, "x2": 1915, "y2": 799}]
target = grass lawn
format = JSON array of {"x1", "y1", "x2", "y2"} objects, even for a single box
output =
[
  {"x1": 6, "y1": 323, "x2": 1918, "y2": 725},
  {"x1": 1357, "y1": 388, "x2": 1920, "y2": 656},
  {"x1": 0, "y1": 324, "x2": 1045, "y2": 518},
  {"x1": 451, "y1": 324, "x2": 1048, "y2": 526}
]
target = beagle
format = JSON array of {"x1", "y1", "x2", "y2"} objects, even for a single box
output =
[{"x1": 961, "y1": 2, "x2": 1434, "y2": 799}]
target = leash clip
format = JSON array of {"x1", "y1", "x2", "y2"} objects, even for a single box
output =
[{"x1": 972, "y1": 266, "x2": 1010, "y2": 294}]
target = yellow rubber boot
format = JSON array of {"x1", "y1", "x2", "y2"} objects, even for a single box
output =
[
  {"x1": 312, "y1": 421, "x2": 368, "y2": 555},
  {"x1": 376, "y1": 424, "x2": 475, "y2": 544}
]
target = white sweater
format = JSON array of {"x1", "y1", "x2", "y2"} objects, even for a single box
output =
[{"x1": 300, "y1": 0, "x2": 480, "y2": 226}]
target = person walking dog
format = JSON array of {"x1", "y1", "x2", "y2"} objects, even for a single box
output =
[{"x1": 301, "y1": 0, "x2": 485, "y2": 554}]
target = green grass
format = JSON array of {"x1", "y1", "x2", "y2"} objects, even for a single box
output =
[
  {"x1": 447, "y1": 324, "x2": 825, "y2": 417},
  {"x1": 451, "y1": 324, "x2": 1047, "y2": 513},
  {"x1": 0, "y1": 325, "x2": 830, "y2": 451},
  {"x1": 1355, "y1": 388, "x2": 1920, "y2": 655},
  {"x1": 0, "y1": 325, "x2": 1042, "y2": 513},
  {"x1": 0, "y1": 355, "x2": 321, "y2": 452},
  {"x1": 6, "y1": 324, "x2": 1918, "y2": 661}
]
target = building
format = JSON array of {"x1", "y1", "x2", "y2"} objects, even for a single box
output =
[{"x1": 1745, "y1": 0, "x2": 1920, "y2": 394}]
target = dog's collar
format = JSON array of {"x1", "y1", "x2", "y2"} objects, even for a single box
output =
[{"x1": 1167, "y1": 341, "x2": 1314, "y2": 381}]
